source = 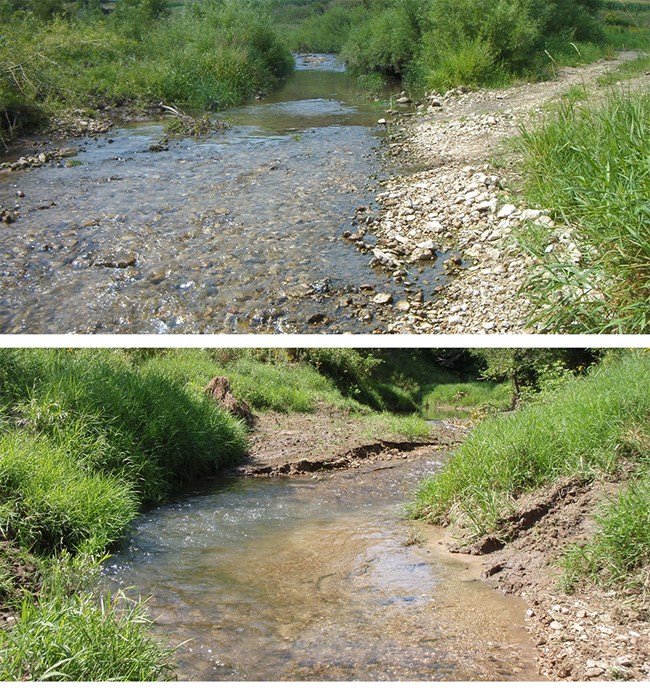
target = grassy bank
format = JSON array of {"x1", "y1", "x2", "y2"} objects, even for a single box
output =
[
  {"x1": 516, "y1": 90, "x2": 650, "y2": 333},
  {"x1": 412, "y1": 350, "x2": 650, "y2": 594},
  {"x1": 0, "y1": 348, "x2": 249, "y2": 680},
  {"x1": 0, "y1": 0, "x2": 293, "y2": 143}
]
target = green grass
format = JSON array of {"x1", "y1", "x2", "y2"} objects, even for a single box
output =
[
  {"x1": 516, "y1": 91, "x2": 650, "y2": 333},
  {"x1": 0, "y1": 349, "x2": 249, "y2": 553},
  {"x1": 411, "y1": 351, "x2": 650, "y2": 539},
  {"x1": 562, "y1": 473, "x2": 650, "y2": 592},
  {"x1": 0, "y1": 557, "x2": 175, "y2": 681},
  {"x1": 421, "y1": 381, "x2": 511, "y2": 416},
  {"x1": 360, "y1": 412, "x2": 432, "y2": 441}
]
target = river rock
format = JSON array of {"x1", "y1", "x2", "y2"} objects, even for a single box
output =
[
  {"x1": 373, "y1": 293, "x2": 393, "y2": 305},
  {"x1": 497, "y1": 204, "x2": 517, "y2": 219}
]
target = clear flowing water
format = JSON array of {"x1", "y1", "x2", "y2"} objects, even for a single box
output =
[
  {"x1": 0, "y1": 55, "x2": 447, "y2": 334},
  {"x1": 104, "y1": 454, "x2": 539, "y2": 681}
]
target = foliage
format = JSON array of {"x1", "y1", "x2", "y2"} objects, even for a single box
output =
[
  {"x1": 0, "y1": 0, "x2": 293, "y2": 140},
  {"x1": 0, "y1": 570, "x2": 175, "y2": 680},
  {"x1": 517, "y1": 92, "x2": 650, "y2": 332}
]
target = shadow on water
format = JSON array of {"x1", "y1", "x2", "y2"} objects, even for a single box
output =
[
  {"x1": 104, "y1": 453, "x2": 540, "y2": 681},
  {"x1": 0, "y1": 55, "x2": 453, "y2": 334}
]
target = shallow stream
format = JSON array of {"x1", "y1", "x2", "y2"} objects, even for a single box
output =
[
  {"x1": 0, "y1": 55, "x2": 448, "y2": 334},
  {"x1": 104, "y1": 452, "x2": 539, "y2": 681}
]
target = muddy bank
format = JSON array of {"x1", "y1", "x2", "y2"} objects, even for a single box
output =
[
  {"x1": 236, "y1": 410, "x2": 468, "y2": 476},
  {"x1": 370, "y1": 53, "x2": 645, "y2": 334},
  {"x1": 435, "y1": 476, "x2": 650, "y2": 680}
]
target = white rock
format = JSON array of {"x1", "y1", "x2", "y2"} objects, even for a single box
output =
[
  {"x1": 497, "y1": 204, "x2": 517, "y2": 219},
  {"x1": 520, "y1": 209, "x2": 542, "y2": 221}
]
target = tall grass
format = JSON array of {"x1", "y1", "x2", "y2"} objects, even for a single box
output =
[
  {"x1": 412, "y1": 352, "x2": 650, "y2": 538},
  {"x1": 0, "y1": 349, "x2": 248, "y2": 554},
  {"x1": 518, "y1": 92, "x2": 650, "y2": 333},
  {"x1": 0, "y1": 590, "x2": 175, "y2": 681}
]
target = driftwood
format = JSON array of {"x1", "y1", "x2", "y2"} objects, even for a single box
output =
[{"x1": 204, "y1": 376, "x2": 256, "y2": 428}]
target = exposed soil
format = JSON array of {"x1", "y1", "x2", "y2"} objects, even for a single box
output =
[
  {"x1": 434, "y1": 475, "x2": 650, "y2": 681},
  {"x1": 235, "y1": 409, "x2": 468, "y2": 476},
  {"x1": 0, "y1": 540, "x2": 39, "y2": 629}
]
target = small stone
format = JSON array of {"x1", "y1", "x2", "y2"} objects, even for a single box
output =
[
  {"x1": 395, "y1": 300, "x2": 411, "y2": 312},
  {"x1": 550, "y1": 621, "x2": 563, "y2": 630},
  {"x1": 616, "y1": 655, "x2": 633, "y2": 667},
  {"x1": 520, "y1": 209, "x2": 542, "y2": 221},
  {"x1": 16, "y1": 190, "x2": 25, "y2": 198},
  {"x1": 497, "y1": 203, "x2": 517, "y2": 219},
  {"x1": 378, "y1": 119, "x2": 387, "y2": 126},
  {"x1": 373, "y1": 293, "x2": 393, "y2": 305},
  {"x1": 585, "y1": 667, "x2": 604, "y2": 678}
]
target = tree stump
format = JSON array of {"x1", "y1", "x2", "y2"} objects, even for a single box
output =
[{"x1": 204, "y1": 376, "x2": 256, "y2": 428}]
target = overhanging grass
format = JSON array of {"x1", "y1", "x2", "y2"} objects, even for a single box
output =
[
  {"x1": 0, "y1": 349, "x2": 248, "y2": 552},
  {"x1": 516, "y1": 91, "x2": 650, "y2": 333},
  {"x1": 412, "y1": 352, "x2": 650, "y2": 538}
]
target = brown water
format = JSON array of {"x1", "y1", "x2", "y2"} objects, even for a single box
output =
[
  {"x1": 104, "y1": 452, "x2": 540, "y2": 681},
  {"x1": 0, "y1": 55, "x2": 450, "y2": 334}
]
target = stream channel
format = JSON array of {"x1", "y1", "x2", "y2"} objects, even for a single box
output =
[
  {"x1": 0, "y1": 55, "x2": 452, "y2": 334},
  {"x1": 104, "y1": 449, "x2": 540, "y2": 681}
]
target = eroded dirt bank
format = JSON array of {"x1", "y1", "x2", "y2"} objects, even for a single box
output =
[
  {"x1": 235, "y1": 409, "x2": 468, "y2": 476},
  {"x1": 433, "y1": 476, "x2": 650, "y2": 681},
  {"x1": 367, "y1": 52, "x2": 647, "y2": 333}
]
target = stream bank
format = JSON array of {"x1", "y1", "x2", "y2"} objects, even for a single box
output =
[{"x1": 368, "y1": 52, "x2": 646, "y2": 334}]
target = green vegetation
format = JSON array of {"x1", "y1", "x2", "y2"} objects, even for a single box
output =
[
  {"x1": 0, "y1": 0, "x2": 293, "y2": 142},
  {"x1": 517, "y1": 91, "x2": 650, "y2": 333},
  {"x1": 412, "y1": 351, "x2": 650, "y2": 540},
  {"x1": 562, "y1": 474, "x2": 650, "y2": 592},
  {"x1": 0, "y1": 348, "x2": 249, "y2": 680},
  {"x1": 0, "y1": 554, "x2": 175, "y2": 681},
  {"x1": 274, "y1": 0, "x2": 611, "y2": 91}
]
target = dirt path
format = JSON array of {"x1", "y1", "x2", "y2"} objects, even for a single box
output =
[
  {"x1": 235, "y1": 409, "x2": 468, "y2": 476},
  {"x1": 368, "y1": 52, "x2": 647, "y2": 333}
]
